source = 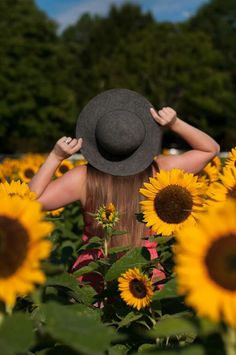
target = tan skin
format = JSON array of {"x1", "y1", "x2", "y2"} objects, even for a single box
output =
[{"x1": 29, "y1": 107, "x2": 220, "y2": 211}]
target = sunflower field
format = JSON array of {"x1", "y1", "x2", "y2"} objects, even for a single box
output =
[{"x1": 0, "y1": 151, "x2": 236, "y2": 355}]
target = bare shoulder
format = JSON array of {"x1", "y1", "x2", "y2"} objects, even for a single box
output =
[
  {"x1": 155, "y1": 154, "x2": 184, "y2": 171},
  {"x1": 154, "y1": 155, "x2": 170, "y2": 170},
  {"x1": 37, "y1": 164, "x2": 88, "y2": 210},
  {"x1": 66, "y1": 164, "x2": 87, "y2": 183},
  {"x1": 64, "y1": 164, "x2": 87, "y2": 206}
]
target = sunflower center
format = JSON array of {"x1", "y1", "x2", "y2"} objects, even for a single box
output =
[
  {"x1": 24, "y1": 168, "x2": 34, "y2": 178},
  {"x1": 154, "y1": 185, "x2": 193, "y2": 224},
  {"x1": 205, "y1": 234, "x2": 236, "y2": 291},
  {"x1": 228, "y1": 186, "x2": 236, "y2": 199},
  {"x1": 0, "y1": 216, "x2": 29, "y2": 278},
  {"x1": 129, "y1": 278, "x2": 147, "y2": 298},
  {"x1": 59, "y1": 165, "x2": 69, "y2": 174}
]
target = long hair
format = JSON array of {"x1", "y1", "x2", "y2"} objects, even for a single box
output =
[{"x1": 85, "y1": 162, "x2": 158, "y2": 247}]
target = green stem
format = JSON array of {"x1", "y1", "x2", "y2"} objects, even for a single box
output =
[
  {"x1": 6, "y1": 304, "x2": 12, "y2": 316},
  {"x1": 103, "y1": 227, "x2": 112, "y2": 258},
  {"x1": 223, "y1": 325, "x2": 236, "y2": 355},
  {"x1": 104, "y1": 236, "x2": 108, "y2": 258},
  {"x1": 0, "y1": 311, "x2": 4, "y2": 326}
]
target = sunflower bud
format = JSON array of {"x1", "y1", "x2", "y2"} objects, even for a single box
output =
[{"x1": 95, "y1": 203, "x2": 119, "y2": 229}]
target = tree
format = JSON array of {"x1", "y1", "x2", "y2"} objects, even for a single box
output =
[
  {"x1": 0, "y1": 0, "x2": 77, "y2": 153},
  {"x1": 187, "y1": 0, "x2": 236, "y2": 148},
  {"x1": 96, "y1": 22, "x2": 233, "y2": 148},
  {"x1": 61, "y1": 4, "x2": 155, "y2": 110}
]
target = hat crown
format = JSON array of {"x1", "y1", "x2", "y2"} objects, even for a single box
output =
[
  {"x1": 76, "y1": 88, "x2": 162, "y2": 176},
  {"x1": 95, "y1": 110, "x2": 145, "y2": 158}
]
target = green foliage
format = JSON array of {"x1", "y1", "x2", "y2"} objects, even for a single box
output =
[
  {"x1": 0, "y1": 313, "x2": 34, "y2": 355},
  {"x1": 0, "y1": 1, "x2": 236, "y2": 151},
  {"x1": 186, "y1": 0, "x2": 236, "y2": 148},
  {"x1": 40, "y1": 302, "x2": 118, "y2": 355},
  {"x1": 0, "y1": 200, "x2": 232, "y2": 354},
  {"x1": 105, "y1": 247, "x2": 150, "y2": 281},
  {"x1": 0, "y1": 0, "x2": 77, "y2": 153},
  {"x1": 61, "y1": 3, "x2": 234, "y2": 149}
]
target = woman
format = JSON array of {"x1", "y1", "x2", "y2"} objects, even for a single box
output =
[{"x1": 29, "y1": 89, "x2": 220, "y2": 248}]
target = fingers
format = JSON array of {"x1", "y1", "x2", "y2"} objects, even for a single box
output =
[
  {"x1": 150, "y1": 107, "x2": 177, "y2": 127},
  {"x1": 64, "y1": 137, "x2": 77, "y2": 147},
  {"x1": 70, "y1": 138, "x2": 83, "y2": 154},
  {"x1": 150, "y1": 107, "x2": 165, "y2": 125},
  {"x1": 57, "y1": 136, "x2": 82, "y2": 152}
]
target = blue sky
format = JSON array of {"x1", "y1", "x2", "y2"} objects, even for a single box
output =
[{"x1": 35, "y1": 0, "x2": 210, "y2": 30}]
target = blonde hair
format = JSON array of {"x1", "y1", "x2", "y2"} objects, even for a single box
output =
[{"x1": 85, "y1": 162, "x2": 158, "y2": 247}]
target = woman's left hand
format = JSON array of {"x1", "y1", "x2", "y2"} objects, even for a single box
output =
[{"x1": 150, "y1": 107, "x2": 177, "y2": 127}]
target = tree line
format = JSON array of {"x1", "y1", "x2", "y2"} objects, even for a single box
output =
[{"x1": 0, "y1": 0, "x2": 235, "y2": 153}]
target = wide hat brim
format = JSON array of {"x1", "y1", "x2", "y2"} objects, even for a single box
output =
[{"x1": 76, "y1": 88, "x2": 162, "y2": 176}]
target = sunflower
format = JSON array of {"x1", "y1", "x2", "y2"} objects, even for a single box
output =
[
  {"x1": 0, "y1": 195, "x2": 53, "y2": 308},
  {"x1": 220, "y1": 166, "x2": 236, "y2": 197},
  {"x1": 95, "y1": 203, "x2": 119, "y2": 229},
  {"x1": 175, "y1": 199, "x2": 236, "y2": 327},
  {"x1": 18, "y1": 161, "x2": 38, "y2": 183},
  {"x1": 211, "y1": 156, "x2": 222, "y2": 172},
  {"x1": 207, "y1": 166, "x2": 236, "y2": 204},
  {"x1": 21, "y1": 153, "x2": 46, "y2": 168},
  {"x1": 74, "y1": 158, "x2": 88, "y2": 167},
  {"x1": 197, "y1": 162, "x2": 219, "y2": 186},
  {"x1": 118, "y1": 267, "x2": 153, "y2": 310},
  {"x1": 139, "y1": 169, "x2": 206, "y2": 236},
  {"x1": 225, "y1": 147, "x2": 236, "y2": 168},
  {"x1": 1, "y1": 158, "x2": 20, "y2": 180},
  {"x1": 46, "y1": 207, "x2": 65, "y2": 217},
  {"x1": 55, "y1": 159, "x2": 74, "y2": 177},
  {"x1": 0, "y1": 166, "x2": 6, "y2": 183},
  {"x1": 0, "y1": 180, "x2": 36, "y2": 200}
]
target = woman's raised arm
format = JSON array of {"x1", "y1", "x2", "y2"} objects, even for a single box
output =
[
  {"x1": 151, "y1": 107, "x2": 220, "y2": 173},
  {"x1": 29, "y1": 136, "x2": 85, "y2": 210}
]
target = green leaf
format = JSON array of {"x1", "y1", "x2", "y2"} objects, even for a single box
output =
[
  {"x1": 69, "y1": 285, "x2": 97, "y2": 305},
  {"x1": 117, "y1": 311, "x2": 143, "y2": 329},
  {"x1": 152, "y1": 278, "x2": 177, "y2": 301},
  {"x1": 137, "y1": 344, "x2": 205, "y2": 355},
  {"x1": 73, "y1": 261, "x2": 99, "y2": 277},
  {"x1": 46, "y1": 272, "x2": 81, "y2": 291},
  {"x1": 138, "y1": 343, "x2": 158, "y2": 353},
  {"x1": 108, "y1": 344, "x2": 129, "y2": 355},
  {"x1": 41, "y1": 302, "x2": 118, "y2": 355},
  {"x1": 45, "y1": 272, "x2": 97, "y2": 304},
  {"x1": 148, "y1": 315, "x2": 197, "y2": 339},
  {"x1": 105, "y1": 247, "x2": 150, "y2": 281},
  {"x1": 197, "y1": 317, "x2": 220, "y2": 336},
  {"x1": 42, "y1": 262, "x2": 65, "y2": 276},
  {"x1": 0, "y1": 312, "x2": 34, "y2": 355},
  {"x1": 38, "y1": 345, "x2": 79, "y2": 354},
  {"x1": 79, "y1": 236, "x2": 102, "y2": 250},
  {"x1": 180, "y1": 345, "x2": 205, "y2": 355}
]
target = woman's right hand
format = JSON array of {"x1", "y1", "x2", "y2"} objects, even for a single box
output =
[
  {"x1": 150, "y1": 107, "x2": 177, "y2": 127},
  {"x1": 51, "y1": 136, "x2": 83, "y2": 161}
]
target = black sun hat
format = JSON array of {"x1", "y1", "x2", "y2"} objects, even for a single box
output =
[{"x1": 76, "y1": 88, "x2": 162, "y2": 176}]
